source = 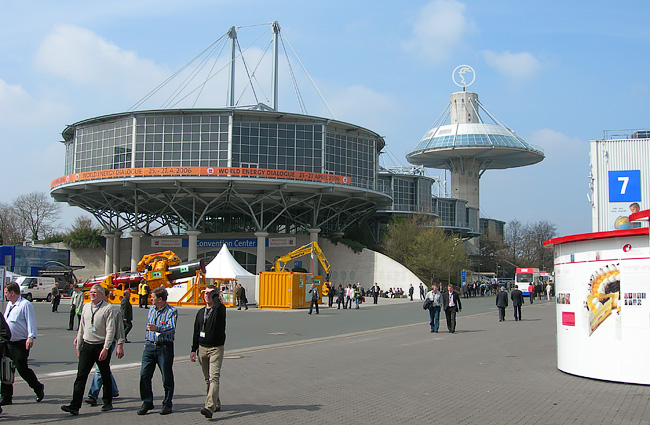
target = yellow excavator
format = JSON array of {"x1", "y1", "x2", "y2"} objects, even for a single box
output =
[{"x1": 271, "y1": 241, "x2": 332, "y2": 294}]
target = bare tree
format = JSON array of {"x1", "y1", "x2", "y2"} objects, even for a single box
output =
[
  {"x1": 0, "y1": 202, "x2": 25, "y2": 244},
  {"x1": 12, "y1": 192, "x2": 61, "y2": 241}
]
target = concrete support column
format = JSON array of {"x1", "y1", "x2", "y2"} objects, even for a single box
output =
[
  {"x1": 103, "y1": 233, "x2": 115, "y2": 275},
  {"x1": 254, "y1": 231, "x2": 269, "y2": 274},
  {"x1": 130, "y1": 230, "x2": 144, "y2": 272},
  {"x1": 308, "y1": 228, "x2": 321, "y2": 275},
  {"x1": 112, "y1": 231, "x2": 122, "y2": 273},
  {"x1": 186, "y1": 230, "x2": 201, "y2": 261}
]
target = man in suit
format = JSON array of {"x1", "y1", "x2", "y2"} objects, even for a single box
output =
[
  {"x1": 442, "y1": 284, "x2": 462, "y2": 333},
  {"x1": 496, "y1": 286, "x2": 508, "y2": 322},
  {"x1": 510, "y1": 285, "x2": 524, "y2": 321},
  {"x1": 371, "y1": 283, "x2": 381, "y2": 304}
]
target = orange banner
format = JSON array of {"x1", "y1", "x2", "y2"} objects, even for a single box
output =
[{"x1": 51, "y1": 166, "x2": 351, "y2": 188}]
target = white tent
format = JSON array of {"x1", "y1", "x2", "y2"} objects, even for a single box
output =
[
  {"x1": 204, "y1": 244, "x2": 256, "y2": 305},
  {"x1": 205, "y1": 244, "x2": 254, "y2": 279}
]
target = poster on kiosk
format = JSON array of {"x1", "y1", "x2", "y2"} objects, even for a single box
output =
[{"x1": 548, "y1": 200, "x2": 650, "y2": 385}]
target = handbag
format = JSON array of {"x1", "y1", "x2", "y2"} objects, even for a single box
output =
[{"x1": 0, "y1": 357, "x2": 14, "y2": 385}]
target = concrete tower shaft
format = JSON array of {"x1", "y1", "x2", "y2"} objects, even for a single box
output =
[{"x1": 450, "y1": 91, "x2": 480, "y2": 124}]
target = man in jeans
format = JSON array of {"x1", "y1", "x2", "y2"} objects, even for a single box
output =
[
  {"x1": 425, "y1": 284, "x2": 442, "y2": 333},
  {"x1": 138, "y1": 287, "x2": 178, "y2": 416},
  {"x1": 190, "y1": 285, "x2": 226, "y2": 419}
]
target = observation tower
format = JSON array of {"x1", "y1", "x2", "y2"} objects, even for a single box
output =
[{"x1": 407, "y1": 65, "x2": 544, "y2": 219}]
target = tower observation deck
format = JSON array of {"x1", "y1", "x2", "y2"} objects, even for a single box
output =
[{"x1": 407, "y1": 70, "x2": 544, "y2": 214}]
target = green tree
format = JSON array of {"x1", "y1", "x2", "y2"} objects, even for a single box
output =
[
  {"x1": 382, "y1": 215, "x2": 467, "y2": 286},
  {"x1": 63, "y1": 216, "x2": 105, "y2": 249}
]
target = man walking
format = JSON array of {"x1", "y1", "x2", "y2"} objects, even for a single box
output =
[
  {"x1": 120, "y1": 288, "x2": 133, "y2": 343},
  {"x1": 336, "y1": 284, "x2": 345, "y2": 309},
  {"x1": 442, "y1": 284, "x2": 462, "y2": 333},
  {"x1": 496, "y1": 286, "x2": 508, "y2": 322},
  {"x1": 419, "y1": 283, "x2": 425, "y2": 300},
  {"x1": 511, "y1": 285, "x2": 524, "y2": 321},
  {"x1": 69, "y1": 286, "x2": 84, "y2": 331},
  {"x1": 61, "y1": 284, "x2": 123, "y2": 415},
  {"x1": 2, "y1": 282, "x2": 45, "y2": 406},
  {"x1": 235, "y1": 283, "x2": 248, "y2": 310},
  {"x1": 308, "y1": 284, "x2": 319, "y2": 315},
  {"x1": 528, "y1": 283, "x2": 535, "y2": 304},
  {"x1": 138, "y1": 287, "x2": 177, "y2": 416},
  {"x1": 408, "y1": 284, "x2": 414, "y2": 301},
  {"x1": 190, "y1": 285, "x2": 226, "y2": 419},
  {"x1": 425, "y1": 284, "x2": 442, "y2": 333}
]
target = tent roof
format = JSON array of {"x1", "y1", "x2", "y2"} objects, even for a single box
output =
[{"x1": 205, "y1": 244, "x2": 254, "y2": 279}]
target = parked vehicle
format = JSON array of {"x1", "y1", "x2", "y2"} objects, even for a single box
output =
[{"x1": 15, "y1": 276, "x2": 57, "y2": 302}]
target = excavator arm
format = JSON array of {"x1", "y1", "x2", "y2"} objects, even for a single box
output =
[{"x1": 272, "y1": 242, "x2": 331, "y2": 282}]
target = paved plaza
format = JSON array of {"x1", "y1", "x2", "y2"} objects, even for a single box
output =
[{"x1": 2, "y1": 295, "x2": 649, "y2": 424}]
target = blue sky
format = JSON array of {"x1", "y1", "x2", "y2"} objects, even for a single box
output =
[{"x1": 1, "y1": 0, "x2": 648, "y2": 237}]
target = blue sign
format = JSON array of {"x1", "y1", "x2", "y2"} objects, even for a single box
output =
[{"x1": 608, "y1": 170, "x2": 641, "y2": 202}]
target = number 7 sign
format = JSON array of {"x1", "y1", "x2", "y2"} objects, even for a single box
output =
[{"x1": 608, "y1": 170, "x2": 641, "y2": 202}]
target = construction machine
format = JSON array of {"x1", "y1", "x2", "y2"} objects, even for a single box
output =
[
  {"x1": 81, "y1": 250, "x2": 207, "y2": 306},
  {"x1": 259, "y1": 242, "x2": 332, "y2": 309}
]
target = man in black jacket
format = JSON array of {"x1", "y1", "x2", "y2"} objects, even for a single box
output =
[
  {"x1": 496, "y1": 286, "x2": 508, "y2": 322},
  {"x1": 442, "y1": 284, "x2": 462, "y2": 333},
  {"x1": 190, "y1": 285, "x2": 226, "y2": 419},
  {"x1": 510, "y1": 285, "x2": 524, "y2": 321}
]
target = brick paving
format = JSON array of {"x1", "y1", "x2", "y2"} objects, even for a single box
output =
[{"x1": 3, "y1": 298, "x2": 650, "y2": 424}]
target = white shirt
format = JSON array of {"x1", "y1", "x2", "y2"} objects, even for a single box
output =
[{"x1": 4, "y1": 296, "x2": 38, "y2": 341}]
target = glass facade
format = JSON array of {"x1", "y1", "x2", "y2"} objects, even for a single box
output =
[
  {"x1": 63, "y1": 110, "x2": 380, "y2": 191},
  {"x1": 133, "y1": 114, "x2": 230, "y2": 168},
  {"x1": 232, "y1": 120, "x2": 323, "y2": 171},
  {"x1": 72, "y1": 118, "x2": 133, "y2": 173}
]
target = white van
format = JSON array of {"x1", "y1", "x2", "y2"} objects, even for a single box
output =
[{"x1": 14, "y1": 276, "x2": 57, "y2": 302}]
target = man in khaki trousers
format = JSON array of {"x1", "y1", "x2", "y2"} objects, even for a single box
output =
[{"x1": 190, "y1": 285, "x2": 226, "y2": 419}]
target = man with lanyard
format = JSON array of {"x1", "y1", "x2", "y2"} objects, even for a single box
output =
[
  {"x1": 61, "y1": 284, "x2": 123, "y2": 415},
  {"x1": 138, "y1": 286, "x2": 178, "y2": 416},
  {"x1": 442, "y1": 283, "x2": 462, "y2": 333},
  {"x1": 190, "y1": 285, "x2": 226, "y2": 419},
  {"x1": 1, "y1": 282, "x2": 45, "y2": 406}
]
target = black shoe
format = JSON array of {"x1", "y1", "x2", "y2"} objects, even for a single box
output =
[
  {"x1": 237, "y1": 307, "x2": 241, "y2": 310},
  {"x1": 0, "y1": 398, "x2": 12, "y2": 406},
  {"x1": 101, "y1": 404, "x2": 113, "y2": 412},
  {"x1": 84, "y1": 397, "x2": 98, "y2": 406},
  {"x1": 160, "y1": 405, "x2": 173, "y2": 415},
  {"x1": 137, "y1": 405, "x2": 154, "y2": 415},
  {"x1": 61, "y1": 405, "x2": 79, "y2": 415},
  {"x1": 67, "y1": 328, "x2": 73, "y2": 331},
  {"x1": 245, "y1": 307, "x2": 248, "y2": 310},
  {"x1": 200, "y1": 407, "x2": 213, "y2": 418},
  {"x1": 36, "y1": 385, "x2": 45, "y2": 402},
  {"x1": 430, "y1": 330, "x2": 435, "y2": 333},
  {"x1": 214, "y1": 406, "x2": 221, "y2": 412},
  {"x1": 114, "y1": 393, "x2": 119, "y2": 398}
]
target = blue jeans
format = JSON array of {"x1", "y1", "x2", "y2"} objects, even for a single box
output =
[
  {"x1": 88, "y1": 342, "x2": 118, "y2": 400},
  {"x1": 140, "y1": 343, "x2": 175, "y2": 408},
  {"x1": 429, "y1": 306, "x2": 441, "y2": 331}
]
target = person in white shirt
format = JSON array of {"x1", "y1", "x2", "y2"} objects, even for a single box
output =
[{"x1": 2, "y1": 282, "x2": 45, "y2": 406}]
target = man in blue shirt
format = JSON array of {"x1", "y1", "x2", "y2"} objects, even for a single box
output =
[
  {"x1": 138, "y1": 286, "x2": 178, "y2": 416},
  {"x1": 2, "y1": 282, "x2": 45, "y2": 405}
]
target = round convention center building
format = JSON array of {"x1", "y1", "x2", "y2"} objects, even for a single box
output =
[{"x1": 50, "y1": 108, "x2": 394, "y2": 280}]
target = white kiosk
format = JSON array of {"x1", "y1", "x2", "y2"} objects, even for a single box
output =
[{"x1": 544, "y1": 210, "x2": 650, "y2": 385}]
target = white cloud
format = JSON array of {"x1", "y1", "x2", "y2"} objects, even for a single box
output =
[
  {"x1": 34, "y1": 25, "x2": 169, "y2": 100},
  {"x1": 528, "y1": 128, "x2": 587, "y2": 161},
  {"x1": 0, "y1": 78, "x2": 68, "y2": 126},
  {"x1": 403, "y1": 0, "x2": 474, "y2": 63},
  {"x1": 323, "y1": 85, "x2": 398, "y2": 133},
  {"x1": 482, "y1": 50, "x2": 541, "y2": 81}
]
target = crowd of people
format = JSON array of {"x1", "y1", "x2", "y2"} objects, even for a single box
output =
[{"x1": 1, "y1": 281, "x2": 228, "y2": 419}]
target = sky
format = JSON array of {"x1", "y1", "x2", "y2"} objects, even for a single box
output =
[{"x1": 1, "y1": 0, "x2": 649, "y2": 238}]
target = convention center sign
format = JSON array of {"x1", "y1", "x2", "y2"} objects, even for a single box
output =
[
  {"x1": 51, "y1": 166, "x2": 351, "y2": 188},
  {"x1": 544, "y1": 220, "x2": 650, "y2": 385}
]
